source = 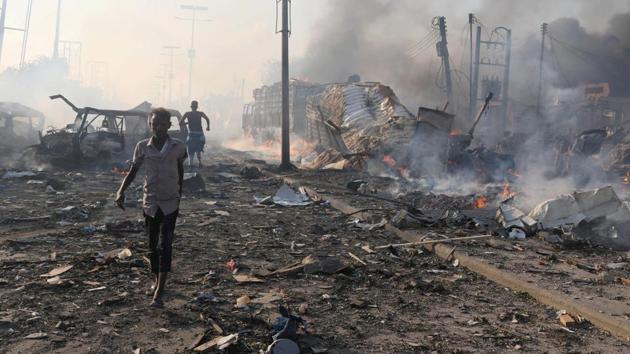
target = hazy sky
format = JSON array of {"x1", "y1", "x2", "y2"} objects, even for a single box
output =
[
  {"x1": 1, "y1": 0, "x2": 629, "y2": 109},
  {"x1": 0, "y1": 0, "x2": 324, "y2": 105}
]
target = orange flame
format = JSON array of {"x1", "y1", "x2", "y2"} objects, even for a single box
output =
[
  {"x1": 623, "y1": 171, "x2": 630, "y2": 185},
  {"x1": 501, "y1": 183, "x2": 511, "y2": 199},
  {"x1": 382, "y1": 154, "x2": 397, "y2": 168},
  {"x1": 225, "y1": 134, "x2": 315, "y2": 161},
  {"x1": 450, "y1": 128, "x2": 462, "y2": 136},
  {"x1": 382, "y1": 154, "x2": 411, "y2": 178},
  {"x1": 473, "y1": 196, "x2": 488, "y2": 209}
]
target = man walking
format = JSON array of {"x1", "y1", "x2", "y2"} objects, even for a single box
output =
[
  {"x1": 115, "y1": 108, "x2": 187, "y2": 308},
  {"x1": 180, "y1": 100, "x2": 210, "y2": 167}
]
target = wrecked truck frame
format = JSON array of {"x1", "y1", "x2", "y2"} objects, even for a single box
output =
[
  {"x1": 0, "y1": 102, "x2": 45, "y2": 155},
  {"x1": 20, "y1": 95, "x2": 181, "y2": 168}
]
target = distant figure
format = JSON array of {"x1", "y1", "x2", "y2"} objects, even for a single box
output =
[{"x1": 180, "y1": 100, "x2": 210, "y2": 167}]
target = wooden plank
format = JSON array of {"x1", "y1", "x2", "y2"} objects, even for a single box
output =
[
  {"x1": 374, "y1": 234, "x2": 493, "y2": 249},
  {"x1": 387, "y1": 225, "x2": 630, "y2": 342}
]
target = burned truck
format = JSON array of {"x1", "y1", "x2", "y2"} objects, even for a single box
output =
[
  {"x1": 242, "y1": 79, "x2": 328, "y2": 142},
  {"x1": 0, "y1": 102, "x2": 45, "y2": 161},
  {"x1": 20, "y1": 95, "x2": 182, "y2": 168}
]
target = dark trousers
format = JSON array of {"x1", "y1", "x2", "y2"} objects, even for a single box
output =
[{"x1": 145, "y1": 208, "x2": 178, "y2": 273}]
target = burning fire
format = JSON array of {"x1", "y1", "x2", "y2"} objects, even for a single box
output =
[
  {"x1": 501, "y1": 183, "x2": 511, "y2": 199},
  {"x1": 381, "y1": 154, "x2": 411, "y2": 178},
  {"x1": 450, "y1": 128, "x2": 462, "y2": 136},
  {"x1": 382, "y1": 154, "x2": 397, "y2": 168},
  {"x1": 225, "y1": 134, "x2": 315, "y2": 161},
  {"x1": 623, "y1": 171, "x2": 630, "y2": 184},
  {"x1": 473, "y1": 196, "x2": 488, "y2": 209}
]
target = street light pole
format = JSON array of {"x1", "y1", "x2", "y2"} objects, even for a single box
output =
[
  {"x1": 53, "y1": 0, "x2": 61, "y2": 58},
  {"x1": 177, "y1": 4, "x2": 209, "y2": 102},
  {"x1": 163, "y1": 45, "x2": 179, "y2": 106},
  {"x1": 279, "y1": 0, "x2": 291, "y2": 170},
  {"x1": 19, "y1": 0, "x2": 33, "y2": 68},
  {"x1": 0, "y1": 0, "x2": 8, "y2": 66}
]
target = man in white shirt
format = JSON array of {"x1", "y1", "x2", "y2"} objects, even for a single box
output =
[{"x1": 115, "y1": 108, "x2": 187, "y2": 308}]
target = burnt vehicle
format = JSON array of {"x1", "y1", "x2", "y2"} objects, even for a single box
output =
[
  {"x1": 0, "y1": 102, "x2": 46, "y2": 159},
  {"x1": 20, "y1": 95, "x2": 182, "y2": 168}
]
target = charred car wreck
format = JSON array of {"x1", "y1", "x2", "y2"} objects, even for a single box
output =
[
  {"x1": 20, "y1": 94, "x2": 182, "y2": 168},
  {"x1": 0, "y1": 102, "x2": 45, "y2": 163}
]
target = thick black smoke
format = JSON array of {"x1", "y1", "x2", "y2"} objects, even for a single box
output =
[
  {"x1": 544, "y1": 14, "x2": 630, "y2": 95},
  {"x1": 294, "y1": 0, "x2": 630, "y2": 114}
]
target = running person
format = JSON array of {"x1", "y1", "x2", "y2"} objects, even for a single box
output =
[{"x1": 180, "y1": 100, "x2": 210, "y2": 167}]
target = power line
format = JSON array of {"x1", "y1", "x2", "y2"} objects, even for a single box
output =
[
  {"x1": 548, "y1": 39, "x2": 570, "y2": 87},
  {"x1": 406, "y1": 29, "x2": 437, "y2": 52},
  {"x1": 407, "y1": 30, "x2": 439, "y2": 57},
  {"x1": 547, "y1": 34, "x2": 618, "y2": 80}
]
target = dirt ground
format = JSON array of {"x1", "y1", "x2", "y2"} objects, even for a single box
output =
[{"x1": 1, "y1": 146, "x2": 630, "y2": 353}]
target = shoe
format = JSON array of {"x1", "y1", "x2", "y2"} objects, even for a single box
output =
[{"x1": 149, "y1": 298, "x2": 164, "y2": 309}]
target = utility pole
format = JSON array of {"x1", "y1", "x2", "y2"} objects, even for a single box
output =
[
  {"x1": 53, "y1": 0, "x2": 61, "y2": 58},
  {"x1": 0, "y1": 0, "x2": 7, "y2": 66},
  {"x1": 536, "y1": 23, "x2": 548, "y2": 120},
  {"x1": 1, "y1": 0, "x2": 34, "y2": 69},
  {"x1": 501, "y1": 27, "x2": 512, "y2": 132},
  {"x1": 468, "y1": 13, "x2": 474, "y2": 121},
  {"x1": 162, "y1": 45, "x2": 179, "y2": 106},
  {"x1": 436, "y1": 16, "x2": 453, "y2": 112},
  {"x1": 19, "y1": 0, "x2": 33, "y2": 68},
  {"x1": 177, "y1": 4, "x2": 210, "y2": 102},
  {"x1": 279, "y1": 0, "x2": 291, "y2": 170},
  {"x1": 470, "y1": 25, "x2": 481, "y2": 122}
]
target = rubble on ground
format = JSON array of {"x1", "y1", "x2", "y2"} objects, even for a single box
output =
[
  {"x1": 2, "y1": 148, "x2": 629, "y2": 353},
  {"x1": 495, "y1": 186, "x2": 630, "y2": 249}
]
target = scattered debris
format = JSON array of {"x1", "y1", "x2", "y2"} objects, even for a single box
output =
[
  {"x1": 226, "y1": 259, "x2": 237, "y2": 272},
  {"x1": 40, "y1": 264, "x2": 73, "y2": 278},
  {"x1": 232, "y1": 274, "x2": 265, "y2": 283},
  {"x1": 235, "y1": 295, "x2": 251, "y2": 309},
  {"x1": 240, "y1": 165, "x2": 263, "y2": 179},
  {"x1": 24, "y1": 332, "x2": 48, "y2": 340},
  {"x1": 352, "y1": 218, "x2": 387, "y2": 231},
  {"x1": 194, "y1": 334, "x2": 239, "y2": 352},
  {"x1": 266, "y1": 339, "x2": 300, "y2": 354},
  {"x1": 496, "y1": 203, "x2": 538, "y2": 235},
  {"x1": 183, "y1": 172, "x2": 206, "y2": 192},
  {"x1": 273, "y1": 184, "x2": 311, "y2": 206},
  {"x1": 559, "y1": 313, "x2": 577, "y2": 328},
  {"x1": 2, "y1": 170, "x2": 37, "y2": 179}
]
